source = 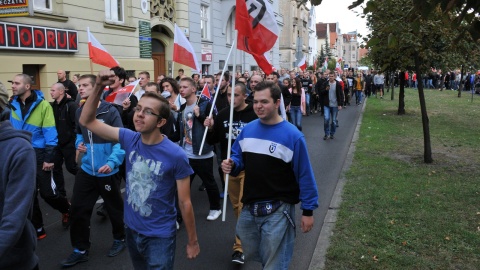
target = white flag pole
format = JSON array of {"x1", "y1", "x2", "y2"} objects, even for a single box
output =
[
  {"x1": 198, "y1": 41, "x2": 237, "y2": 154},
  {"x1": 222, "y1": 30, "x2": 238, "y2": 222}
]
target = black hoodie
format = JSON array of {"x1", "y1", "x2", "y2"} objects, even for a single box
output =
[
  {"x1": 0, "y1": 120, "x2": 38, "y2": 270},
  {"x1": 206, "y1": 103, "x2": 258, "y2": 160},
  {"x1": 51, "y1": 95, "x2": 78, "y2": 146}
]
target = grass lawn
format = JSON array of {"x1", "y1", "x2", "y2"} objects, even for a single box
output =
[{"x1": 323, "y1": 89, "x2": 480, "y2": 269}]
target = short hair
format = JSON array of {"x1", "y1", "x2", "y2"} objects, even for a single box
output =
[
  {"x1": 160, "y1": 77, "x2": 179, "y2": 94},
  {"x1": 146, "y1": 82, "x2": 160, "y2": 93},
  {"x1": 15, "y1": 74, "x2": 33, "y2": 85},
  {"x1": 234, "y1": 82, "x2": 247, "y2": 95},
  {"x1": 139, "y1": 71, "x2": 150, "y2": 78},
  {"x1": 178, "y1": 68, "x2": 184, "y2": 73},
  {"x1": 204, "y1": 74, "x2": 215, "y2": 82},
  {"x1": 74, "y1": 73, "x2": 81, "y2": 78},
  {"x1": 140, "y1": 91, "x2": 171, "y2": 120},
  {"x1": 79, "y1": 74, "x2": 97, "y2": 87},
  {"x1": 254, "y1": 81, "x2": 281, "y2": 101},
  {"x1": 110, "y1": 66, "x2": 127, "y2": 87},
  {"x1": 192, "y1": 73, "x2": 200, "y2": 79},
  {"x1": 271, "y1": 71, "x2": 280, "y2": 79},
  {"x1": 52, "y1": 83, "x2": 65, "y2": 92},
  {"x1": 180, "y1": 77, "x2": 196, "y2": 88},
  {"x1": 128, "y1": 75, "x2": 137, "y2": 80}
]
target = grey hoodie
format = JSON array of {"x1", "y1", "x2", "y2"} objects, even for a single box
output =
[{"x1": 0, "y1": 120, "x2": 38, "y2": 270}]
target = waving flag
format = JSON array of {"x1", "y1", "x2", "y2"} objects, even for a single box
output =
[
  {"x1": 335, "y1": 58, "x2": 343, "y2": 75},
  {"x1": 236, "y1": 0, "x2": 279, "y2": 75},
  {"x1": 105, "y1": 79, "x2": 140, "y2": 105},
  {"x1": 200, "y1": 83, "x2": 211, "y2": 100},
  {"x1": 297, "y1": 55, "x2": 306, "y2": 71},
  {"x1": 313, "y1": 59, "x2": 317, "y2": 71},
  {"x1": 174, "y1": 24, "x2": 201, "y2": 72},
  {"x1": 87, "y1": 27, "x2": 119, "y2": 68},
  {"x1": 322, "y1": 57, "x2": 329, "y2": 72}
]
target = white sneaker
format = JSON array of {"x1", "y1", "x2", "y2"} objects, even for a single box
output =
[{"x1": 206, "y1": 210, "x2": 222, "y2": 221}]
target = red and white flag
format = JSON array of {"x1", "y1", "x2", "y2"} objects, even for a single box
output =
[
  {"x1": 297, "y1": 55, "x2": 306, "y2": 71},
  {"x1": 105, "y1": 79, "x2": 140, "y2": 106},
  {"x1": 236, "y1": 0, "x2": 279, "y2": 75},
  {"x1": 87, "y1": 27, "x2": 119, "y2": 68},
  {"x1": 174, "y1": 24, "x2": 201, "y2": 72},
  {"x1": 313, "y1": 59, "x2": 317, "y2": 71}
]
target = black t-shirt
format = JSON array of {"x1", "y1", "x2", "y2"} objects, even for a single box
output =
[
  {"x1": 59, "y1": 79, "x2": 78, "y2": 100},
  {"x1": 300, "y1": 77, "x2": 313, "y2": 93}
]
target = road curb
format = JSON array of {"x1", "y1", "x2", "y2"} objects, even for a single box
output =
[{"x1": 308, "y1": 98, "x2": 367, "y2": 270}]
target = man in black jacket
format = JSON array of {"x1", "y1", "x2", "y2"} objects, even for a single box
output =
[
  {"x1": 319, "y1": 71, "x2": 344, "y2": 140},
  {"x1": 50, "y1": 83, "x2": 78, "y2": 220},
  {"x1": 57, "y1": 69, "x2": 78, "y2": 100}
]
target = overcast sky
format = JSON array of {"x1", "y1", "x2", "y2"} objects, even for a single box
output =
[{"x1": 314, "y1": 0, "x2": 369, "y2": 37}]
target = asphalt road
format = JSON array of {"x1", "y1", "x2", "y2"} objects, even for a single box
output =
[{"x1": 36, "y1": 102, "x2": 363, "y2": 270}]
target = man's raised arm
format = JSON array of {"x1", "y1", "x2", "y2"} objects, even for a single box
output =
[{"x1": 79, "y1": 70, "x2": 120, "y2": 142}]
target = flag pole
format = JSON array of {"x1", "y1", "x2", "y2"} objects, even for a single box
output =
[
  {"x1": 198, "y1": 39, "x2": 237, "y2": 154},
  {"x1": 222, "y1": 30, "x2": 237, "y2": 222},
  {"x1": 90, "y1": 59, "x2": 94, "y2": 74}
]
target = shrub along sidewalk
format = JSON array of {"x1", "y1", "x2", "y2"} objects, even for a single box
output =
[{"x1": 324, "y1": 89, "x2": 480, "y2": 269}]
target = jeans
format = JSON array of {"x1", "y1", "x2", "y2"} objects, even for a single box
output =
[
  {"x1": 236, "y1": 203, "x2": 296, "y2": 270},
  {"x1": 305, "y1": 93, "x2": 310, "y2": 115},
  {"x1": 289, "y1": 106, "x2": 302, "y2": 131},
  {"x1": 70, "y1": 169, "x2": 125, "y2": 250},
  {"x1": 126, "y1": 227, "x2": 176, "y2": 270},
  {"x1": 188, "y1": 157, "x2": 221, "y2": 210},
  {"x1": 323, "y1": 106, "x2": 339, "y2": 136},
  {"x1": 355, "y1": 90, "x2": 363, "y2": 104}
]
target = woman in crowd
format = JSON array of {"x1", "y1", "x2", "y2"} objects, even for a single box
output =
[
  {"x1": 160, "y1": 77, "x2": 185, "y2": 120},
  {"x1": 289, "y1": 77, "x2": 306, "y2": 131}
]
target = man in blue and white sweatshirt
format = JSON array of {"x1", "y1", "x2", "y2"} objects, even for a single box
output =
[{"x1": 221, "y1": 81, "x2": 319, "y2": 270}]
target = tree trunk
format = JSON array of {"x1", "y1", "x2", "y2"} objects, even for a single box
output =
[
  {"x1": 458, "y1": 65, "x2": 464, "y2": 98},
  {"x1": 414, "y1": 55, "x2": 433, "y2": 163},
  {"x1": 391, "y1": 72, "x2": 395, "y2": 100},
  {"x1": 398, "y1": 71, "x2": 405, "y2": 115}
]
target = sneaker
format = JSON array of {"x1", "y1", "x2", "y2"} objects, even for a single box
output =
[
  {"x1": 232, "y1": 251, "x2": 245, "y2": 264},
  {"x1": 62, "y1": 213, "x2": 70, "y2": 229},
  {"x1": 108, "y1": 239, "x2": 126, "y2": 257},
  {"x1": 96, "y1": 203, "x2": 107, "y2": 218},
  {"x1": 62, "y1": 249, "x2": 89, "y2": 267},
  {"x1": 176, "y1": 221, "x2": 180, "y2": 230},
  {"x1": 206, "y1": 210, "x2": 222, "y2": 221},
  {"x1": 37, "y1": 227, "x2": 46, "y2": 240},
  {"x1": 330, "y1": 135, "x2": 335, "y2": 139},
  {"x1": 323, "y1": 135, "x2": 329, "y2": 140},
  {"x1": 198, "y1": 184, "x2": 206, "y2": 191}
]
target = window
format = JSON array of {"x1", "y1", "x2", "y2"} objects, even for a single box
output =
[
  {"x1": 226, "y1": 12, "x2": 235, "y2": 44},
  {"x1": 33, "y1": 0, "x2": 52, "y2": 12},
  {"x1": 200, "y1": 5, "x2": 210, "y2": 40},
  {"x1": 105, "y1": 0, "x2": 124, "y2": 23}
]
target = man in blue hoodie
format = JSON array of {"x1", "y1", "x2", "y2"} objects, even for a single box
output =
[
  {"x1": 61, "y1": 74, "x2": 126, "y2": 267},
  {"x1": 0, "y1": 81, "x2": 39, "y2": 270},
  {"x1": 10, "y1": 74, "x2": 71, "y2": 239}
]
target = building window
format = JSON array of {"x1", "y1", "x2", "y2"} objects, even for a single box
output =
[
  {"x1": 33, "y1": 0, "x2": 52, "y2": 12},
  {"x1": 105, "y1": 0, "x2": 124, "y2": 23},
  {"x1": 200, "y1": 5, "x2": 210, "y2": 40},
  {"x1": 226, "y1": 12, "x2": 235, "y2": 44}
]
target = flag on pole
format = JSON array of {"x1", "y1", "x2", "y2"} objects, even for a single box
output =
[
  {"x1": 173, "y1": 24, "x2": 201, "y2": 72},
  {"x1": 200, "y1": 83, "x2": 211, "y2": 100},
  {"x1": 105, "y1": 79, "x2": 140, "y2": 105},
  {"x1": 313, "y1": 59, "x2": 317, "y2": 71},
  {"x1": 297, "y1": 55, "x2": 306, "y2": 71},
  {"x1": 335, "y1": 58, "x2": 343, "y2": 75},
  {"x1": 235, "y1": 0, "x2": 279, "y2": 75},
  {"x1": 322, "y1": 57, "x2": 329, "y2": 72},
  {"x1": 87, "y1": 27, "x2": 119, "y2": 68}
]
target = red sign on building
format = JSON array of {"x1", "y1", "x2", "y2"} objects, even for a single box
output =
[
  {"x1": 0, "y1": 21, "x2": 78, "y2": 52},
  {"x1": 0, "y1": 0, "x2": 32, "y2": 17}
]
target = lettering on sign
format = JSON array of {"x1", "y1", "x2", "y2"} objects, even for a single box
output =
[{"x1": 0, "y1": 21, "x2": 78, "y2": 52}]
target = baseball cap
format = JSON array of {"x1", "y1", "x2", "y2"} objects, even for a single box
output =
[{"x1": 0, "y1": 81, "x2": 8, "y2": 110}]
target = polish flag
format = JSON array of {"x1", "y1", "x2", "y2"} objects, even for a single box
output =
[
  {"x1": 87, "y1": 28, "x2": 119, "y2": 68},
  {"x1": 105, "y1": 79, "x2": 140, "y2": 106},
  {"x1": 297, "y1": 55, "x2": 306, "y2": 71},
  {"x1": 236, "y1": 0, "x2": 279, "y2": 75},
  {"x1": 174, "y1": 24, "x2": 201, "y2": 72}
]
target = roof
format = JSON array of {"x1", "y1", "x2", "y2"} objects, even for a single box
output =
[{"x1": 316, "y1": 22, "x2": 336, "y2": 38}]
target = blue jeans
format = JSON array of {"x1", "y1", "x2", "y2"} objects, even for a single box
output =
[
  {"x1": 355, "y1": 90, "x2": 362, "y2": 104},
  {"x1": 305, "y1": 93, "x2": 311, "y2": 115},
  {"x1": 236, "y1": 203, "x2": 296, "y2": 270},
  {"x1": 126, "y1": 227, "x2": 176, "y2": 270},
  {"x1": 323, "y1": 106, "x2": 338, "y2": 136},
  {"x1": 289, "y1": 106, "x2": 302, "y2": 131}
]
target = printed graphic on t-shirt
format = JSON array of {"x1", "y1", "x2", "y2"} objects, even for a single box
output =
[
  {"x1": 223, "y1": 120, "x2": 248, "y2": 140},
  {"x1": 184, "y1": 111, "x2": 194, "y2": 145},
  {"x1": 126, "y1": 151, "x2": 163, "y2": 217}
]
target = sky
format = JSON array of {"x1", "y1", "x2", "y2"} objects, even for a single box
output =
[{"x1": 314, "y1": 0, "x2": 369, "y2": 38}]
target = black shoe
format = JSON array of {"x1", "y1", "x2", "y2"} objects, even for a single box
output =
[
  {"x1": 232, "y1": 251, "x2": 245, "y2": 264},
  {"x1": 198, "y1": 184, "x2": 206, "y2": 191},
  {"x1": 37, "y1": 227, "x2": 46, "y2": 240},
  {"x1": 336, "y1": 123, "x2": 339, "y2": 127},
  {"x1": 330, "y1": 135, "x2": 335, "y2": 139},
  {"x1": 323, "y1": 135, "x2": 329, "y2": 140},
  {"x1": 62, "y1": 249, "x2": 89, "y2": 267},
  {"x1": 108, "y1": 239, "x2": 126, "y2": 257},
  {"x1": 96, "y1": 203, "x2": 107, "y2": 218}
]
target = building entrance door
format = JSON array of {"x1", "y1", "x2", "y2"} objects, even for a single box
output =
[{"x1": 152, "y1": 52, "x2": 165, "y2": 79}]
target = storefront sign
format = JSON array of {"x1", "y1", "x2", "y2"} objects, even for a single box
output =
[
  {"x1": 0, "y1": 0, "x2": 32, "y2": 17},
  {"x1": 0, "y1": 21, "x2": 78, "y2": 52},
  {"x1": 138, "y1": 20, "x2": 151, "y2": 59},
  {"x1": 201, "y1": 44, "x2": 212, "y2": 62}
]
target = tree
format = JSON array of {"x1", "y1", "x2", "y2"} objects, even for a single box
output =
[{"x1": 324, "y1": 34, "x2": 332, "y2": 58}]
